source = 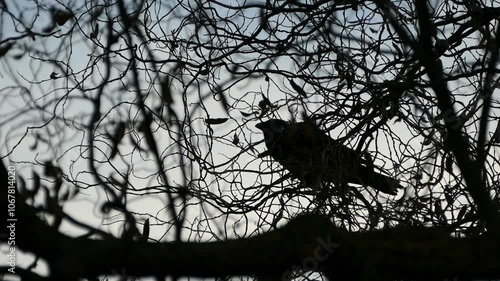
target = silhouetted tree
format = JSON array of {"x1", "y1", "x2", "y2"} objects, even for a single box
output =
[{"x1": 1, "y1": 0, "x2": 500, "y2": 280}]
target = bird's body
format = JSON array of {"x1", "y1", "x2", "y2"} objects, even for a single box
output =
[{"x1": 256, "y1": 119, "x2": 401, "y2": 195}]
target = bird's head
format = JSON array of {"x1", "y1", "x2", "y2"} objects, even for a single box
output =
[{"x1": 255, "y1": 119, "x2": 288, "y2": 145}]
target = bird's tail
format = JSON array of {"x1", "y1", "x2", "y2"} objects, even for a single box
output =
[{"x1": 360, "y1": 167, "x2": 402, "y2": 195}]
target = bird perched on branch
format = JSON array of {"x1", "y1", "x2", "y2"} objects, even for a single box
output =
[{"x1": 256, "y1": 119, "x2": 402, "y2": 195}]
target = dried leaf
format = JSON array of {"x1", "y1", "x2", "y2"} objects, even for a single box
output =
[
  {"x1": 0, "y1": 43, "x2": 13, "y2": 57},
  {"x1": 392, "y1": 42, "x2": 403, "y2": 57},
  {"x1": 445, "y1": 154, "x2": 454, "y2": 173},
  {"x1": 44, "y1": 161, "x2": 62, "y2": 178},
  {"x1": 232, "y1": 133, "x2": 239, "y2": 145},
  {"x1": 422, "y1": 130, "x2": 434, "y2": 146},
  {"x1": 161, "y1": 76, "x2": 173, "y2": 105},
  {"x1": 142, "y1": 218, "x2": 150, "y2": 242},
  {"x1": 434, "y1": 201, "x2": 446, "y2": 221},
  {"x1": 240, "y1": 111, "x2": 255, "y2": 117},
  {"x1": 52, "y1": 8, "x2": 74, "y2": 26},
  {"x1": 205, "y1": 118, "x2": 228, "y2": 125},
  {"x1": 110, "y1": 122, "x2": 126, "y2": 159},
  {"x1": 289, "y1": 79, "x2": 308, "y2": 97},
  {"x1": 258, "y1": 94, "x2": 272, "y2": 110},
  {"x1": 456, "y1": 206, "x2": 467, "y2": 221},
  {"x1": 492, "y1": 121, "x2": 500, "y2": 143},
  {"x1": 31, "y1": 172, "x2": 41, "y2": 199}
]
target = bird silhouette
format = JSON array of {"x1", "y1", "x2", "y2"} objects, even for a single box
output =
[{"x1": 256, "y1": 119, "x2": 402, "y2": 195}]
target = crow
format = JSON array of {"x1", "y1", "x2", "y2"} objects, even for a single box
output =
[{"x1": 256, "y1": 119, "x2": 402, "y2": 195}]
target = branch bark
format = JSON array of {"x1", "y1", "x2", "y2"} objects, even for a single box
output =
[{"x1": 1, "y1": 160, "x2": 499, "y2": 281}]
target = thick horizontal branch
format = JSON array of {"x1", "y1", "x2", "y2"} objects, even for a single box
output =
[{"x1": 1, "y1": 161, "x2": 499, "y2": 280}]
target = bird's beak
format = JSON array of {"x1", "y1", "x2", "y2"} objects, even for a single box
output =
[{"x1": 255, "y1": 122, "x2": 265, "y2": 130}]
